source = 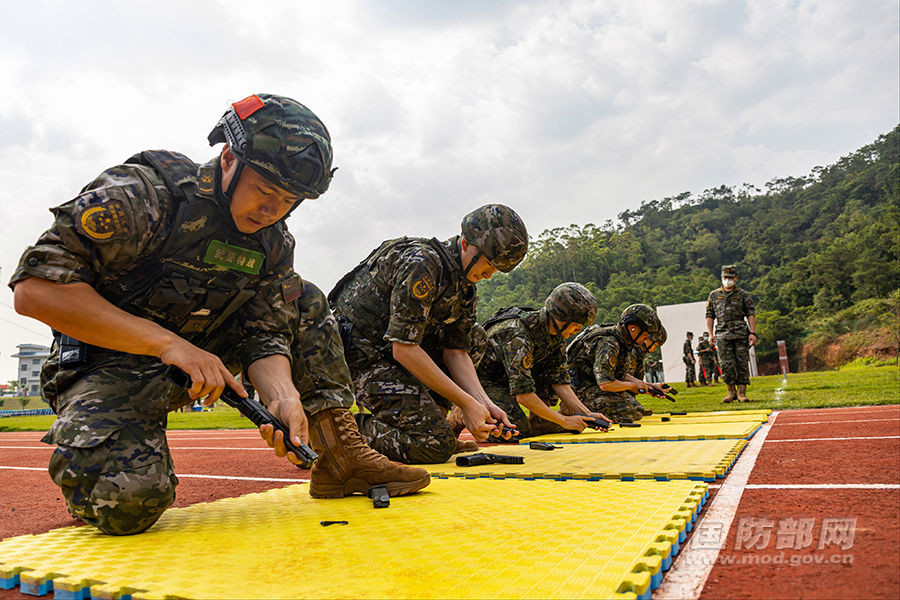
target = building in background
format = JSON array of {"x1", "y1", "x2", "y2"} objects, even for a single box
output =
[
  {"x1": 11, "y1": 344, "x2": 50, "y2": 397},
  {"x1": 655, "y1": 302, "x2": 757, "y2": 384}
]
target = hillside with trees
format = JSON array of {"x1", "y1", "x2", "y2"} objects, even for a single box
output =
[{"x1": 477, "y1": 126, "x2": 900, "y2": 372}]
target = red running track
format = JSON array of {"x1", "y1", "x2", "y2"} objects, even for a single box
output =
[{"x1": 1, "y1": 405, "x2": 898, "y2": 599}]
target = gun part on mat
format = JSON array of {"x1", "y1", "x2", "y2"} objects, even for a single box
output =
[
  {"x1": 529, "y1": 441, "x2": 561, "y2": 451},
  {"x1": 456, "y1": 453, "x2": 525, "y2": 467},
  {"x1": 166, "y1": 365, "x2": 318, "y2": 468},
  {"x1": 367, "y1": 485, "x2": 390, "y2": 508}
]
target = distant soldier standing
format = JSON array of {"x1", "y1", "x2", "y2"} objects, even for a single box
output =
[
  {"x1": 697, "y1": 333, "x2": 717, "y2": 385},
  {"x1": 683, "y1": 331, "x2": 697, "y2": 388},
  {"x1": 706, "y1": 265, "x2": 757, "y2": 402}
]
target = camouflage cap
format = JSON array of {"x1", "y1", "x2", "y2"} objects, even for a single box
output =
[
  {"x1": 620, "y1": 304, "x2": 662, "y2": 336},
  {"x1": 686, "y1": 331, "x2": 694, "y2": 337},
  {"x1": 721, "y1": 265, "x2": 738, "y2": 277},
  {"x1": 545, "y1": 282, "x2": 598, "y2": 328},
  {"x1": 460, "y1": 204, "x2": 528, "y2": 272},
  {"x1": 208, "y1": 93, "x2": 335, "y2": 199}
]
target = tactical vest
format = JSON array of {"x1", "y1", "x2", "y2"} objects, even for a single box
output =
[
  {"x1": 479, "y1": 306, "x2": 539, "y2": 382},
  {"x1": 481, "y1": 306, "x2": 538, "y2": 332},
  {"x1": 567, "y1": 322, "x2": 629, "y2": 387},
  {"x1": 96, "y1": 150, "x2": 290, "y2": 342},
  {"x1": 328, "y1": 236, "x2": 470, "y2": 356}
]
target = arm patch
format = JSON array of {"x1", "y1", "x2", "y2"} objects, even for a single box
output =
[{"x1": 75, "y1": 199, "x2": 131, "y2": 242}]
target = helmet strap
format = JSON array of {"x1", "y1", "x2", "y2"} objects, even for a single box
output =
[
  {"x1": 460, "y1": 238, "x2": 483, "y2": 280},
  {"x1": 219, "y1": 158, "x2": 245, "y2": 204}
]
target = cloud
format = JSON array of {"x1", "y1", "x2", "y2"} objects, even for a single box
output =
[{"x1": 0, "y1": 0, "x2": 897, "y2": 382}]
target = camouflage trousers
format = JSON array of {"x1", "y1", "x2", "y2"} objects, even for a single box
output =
[
  {"x1": 699, "y1": 358, "x2": 718, "y2": 383},
  {"x1": 684, "y1": 359, "x2": 696, "y2": 384},
  {"x1": 41, "y1": 280, "x2": 350, "y2": 536},
  {"x1": 717, "y1": 338, "x2": 751, "y2": 385},
  {"x1": 352, "y1": 327, "x2": 486, "y2": 465}
]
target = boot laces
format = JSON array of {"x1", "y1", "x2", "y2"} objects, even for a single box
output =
[{"x1": 335, "y1": 410, "x2": 385, "y2": 465}]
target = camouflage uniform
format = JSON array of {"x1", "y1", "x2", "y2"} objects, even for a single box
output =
[
  {"x1": 476, "y1": 307, "x2": 570, "y2": 440},
  {"x1": 706, "y1": 286, "x2": 756, "y2": 386},
  {"x1": 564, "y1": 324, "x2": 647, "y2": 424},
  {"x1": 328, "y1": 236, "x2": 483, "y2": 464},
  {"x1": 10, "y1": 138, "x2": 349, "y2": 535},
  {"x1": 696, "y1": 337, "x2": 717, "y2": 383},
  {"x1": 683, "y1": 337, "x2": 696, "y2": 384}
]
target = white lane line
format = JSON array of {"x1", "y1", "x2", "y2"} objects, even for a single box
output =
[
  {"x1": 784, "y1": 418, "x2": 900, "y2": 425},
  {"x1": 787, "y1": 406, "x2": 899, "y2": 414},
  {"x1": 170, "y1": 447, "x2": 270, "y2": 450},
  {"x1": 655, "y1": 412, "x2": 779, "y2": 599},
  {"x1": 745, "y1": 484, "x2": 900, "y2": 489},
  {"x1": 767, "y1": 436, "x2": 899, "y2": 443},
  {"x1": 177, "y1": 474, "x2": 306, "y2": 483},
  {"x1": 0, "y1": 466, "x2": 305, "y2": 484}
]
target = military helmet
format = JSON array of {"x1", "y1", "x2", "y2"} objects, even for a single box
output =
[
  {"x1": 208, "y1": 93, "x2": 335, "y2": 200},
  {"x1": 655, "y1": 324, "x2": 668, "y2": 346},
  {"x1": 545, "y1": 283, "x2": 598, "y2": 329},
  {"x1": 460, "y1": 204, "x2": 529, "y2": 273},
  {"x1": 620, "y1": 304, "x2": 662, "y2": 337}
]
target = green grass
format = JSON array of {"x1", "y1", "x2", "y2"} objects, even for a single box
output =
[
  {"x1": 0, "y1": 402, "x2": 252, "y2": 433},
  {"x1": 1, "y1": 363, "x2": 897, "y2": 432},
  {"x1": 641, "y1": 361, "x2": 899, "y2": 415}
]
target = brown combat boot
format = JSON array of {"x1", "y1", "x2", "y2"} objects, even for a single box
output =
[
  {"x1": 453, "y1": 439, "x2": 479, "y2": 454},
  {"x1": 307, "y1": 408, "x2": 430, "y2": 499},
  {"x1": 448, "y1": 406, "x2": 467, "y2": 437},
  {"x1": 723, "y1": 384, "x2": 737, "y2": 403},
  {"x1": 737, "y1": 384, "x2": 751, "y2": 402}
]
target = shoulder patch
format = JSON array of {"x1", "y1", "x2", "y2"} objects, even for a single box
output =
[
  {"x1": 412, "y1": 275, "x2": 434, "y2": 300},
  {"x1": 523, "y1": 352, "x2": 533, "y2": 370},
  {"x1": 282, "y1": 274, "x2": 303, "y2": 303},
  {"x1": 76, "y1": 199, "x2": 131, "y2": 242}
]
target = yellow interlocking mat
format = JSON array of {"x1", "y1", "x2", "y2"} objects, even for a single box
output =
[
  {"x1": 658, "y1": 409, "x2": 771, "y2": 418},
  {"x1": 429, "y1": 439, "x2": 746, "y2": 482},
  {"x1": 0, "y1": 479, "x2": 706, "y2": 600},
  {"x1": 640, "y1": 413, "x2": 767, "y2": 424},
  {"x1": 524, "y1": 420, "x2": 762, "y2": 445}
]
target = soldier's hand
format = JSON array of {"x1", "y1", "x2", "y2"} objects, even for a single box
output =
[
  {"x1": 160, "y1": 345, "x2": 246, "y2": 406},
  {"x1": 563, "y1": 414, "x2": 590, "y2": 432},
  {"x1": 709, "y1": 334, "x2": 717, "y2": 346},
  {"x1": 462, "y1": 403, "x2": 496, "y2": 442},
  {"x1": 748, "y1": 333, "x2": 758, "y2": 347},
  {"x1": 260, "y1": 396, "x2": 310, "y2": 465},
  {"x1": 484, "y1": 400, "x2": 517, "y2": 439},
  {"x1": 590, "y1": 412, "x2": 612, "y2": 429}
]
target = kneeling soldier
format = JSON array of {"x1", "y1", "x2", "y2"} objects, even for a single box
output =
[
  {"x1": 459, "y1": 283, "x2": 610, "y2": 442},
  {"x1": 329, "y1": 205, "x2": 528, "y2": 464},
  {"x1": 565, "y1": 304, "x2": 669, "y2": 424}
]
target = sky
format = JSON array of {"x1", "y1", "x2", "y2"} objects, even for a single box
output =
[{"x1": 0, "y1": 0, "x2": 897, "y2": 385}]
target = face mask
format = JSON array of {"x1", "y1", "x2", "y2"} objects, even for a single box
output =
[{"x1": 722, "y1": 278, "x2": 735, "y2": 288}]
